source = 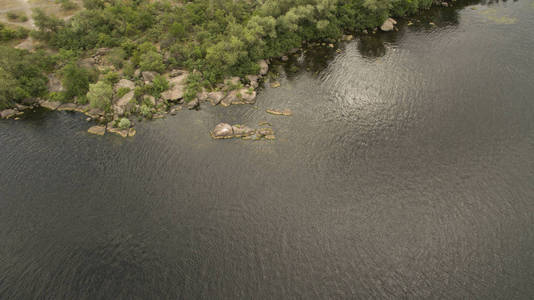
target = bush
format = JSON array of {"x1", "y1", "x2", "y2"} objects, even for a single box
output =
[
  {"x1": 118, "y1": 118, "x2": 131, "y2": 129},
  {"x1": 61, "y1": 63, "x2": 89, "y2": 100},
  {"x1": 7, "y1": 12, "x2": 28, "y2": 22},
  {"x1": 87, "y1": 81, "x2": 113, "y2": 111}
]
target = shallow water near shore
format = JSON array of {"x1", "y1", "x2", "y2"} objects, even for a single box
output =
[{"x1": 1, "y1": 1, "x2": 534, "y2": 298}]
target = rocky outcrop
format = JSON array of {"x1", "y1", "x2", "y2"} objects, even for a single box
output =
[
  {"x1": 161, "y1": 72, "x2": 188, "y2": 101},
  {"x1": 186, "y1": 98, "x2": 199, "y2": 110},
  {"x1": 142, "y1": 71, "x2": 158, "y2": 83},
  {"x1": 380, "y1": 18, "x2": 397, "y2": 32},
  {"x1": 87, "y1": 125, "x2": 106, "y2": 136},
  {"x1": 57, "y1": 103, "x2": 79, "y2": 111},
  {"x1": 246, "y1": 75, "x2": 259, "y2": 88},
  {"x1": 0, "y1": 109, "x2": 21, "y2": 119},
  {"x1": 208, "y1": 91, "x2": 225, "y2": 106},
  {"x1": 114, "y1": 79, "x2": 135, "y2": 92},
  {"x1": 258, "y1": 59, "x2": 269, "y2": 75},
  {"x1": 114, "y1": 91, "x2": 135, "y2": 116},
  {"x1": 39, "y1": 100, "x2": 62, "y2": 110}
]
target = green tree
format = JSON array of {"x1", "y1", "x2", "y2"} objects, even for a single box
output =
[
  {"x1": 61, "y1": 63, "x2": 90, "y2": 101},
  {"x1": 87, "y1": 81, "x2": 113, "y2": 111}
]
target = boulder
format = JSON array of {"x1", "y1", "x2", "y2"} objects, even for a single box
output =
[
  {"x1": 0, "y1": 109, "x2": 19, "y2": 119},
  {"x1": 342, "y1": 34, "x2": 354, "y2": 41},
  {"x1": 208, "y1": 91, "x2": 225, "y2": 106},
  {"x1": 128, "y1": 128, "x2": 136, "y2": 137},
  {"x1": 15, "y1": 103, "x2": 29, "y2": 111},
  {"x1": 39, "y1": 100, "x2": 61, "y2": 110},
  {"x1": 211, "y1": 123, "x2": 234, "y2": 139},
  {"x1": 281, "y1": 56, "x2": 289, "y2": 61},
  {"x1": 114, "y1": 79, "x2": 135, "y2": 92},
  {"x1": 220, "y1": 90, "x2": 237, "y2": 107},
  {"x1": 236, "y1": 88, "x2": 256, "y2": 104},
  {"x1": 197, "y1": 90, "x2": 209, "y2": 102},
  {"x1": 270, "y1": 81, "x2": 281, "y2": 88},
  {"x1": 161, "y1": 72, "x2": 188, "y2": 101},
  {"x1": 256, "y1": 127, "x2": 275, "y2": 137},
  {"x1": 144, "y1": 95, "x2": 156, "y2": 106},
  {"x1": 142, "y1": 71, "x2": 158, "y2": 83},
  {"x1": 246, "y1": 75, "x2": 259, "y2": 88},
  {"x1": 258, "y1": 59, "x2": 269, "y2": 75},
  {"x1": 186, "y1": 98, "x2": 199, "y2": 110},
  {"x1": 113, "y1": 91, "x2": 135, "y2": 116},
  {"x1": 87, "y1": 125, "x2": 106, "y2": 136},
  {"x1": 380, "y1": 18, "x2": 397, "y2": 32}
]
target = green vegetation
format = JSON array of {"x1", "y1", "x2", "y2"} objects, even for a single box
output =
[
  {"x1": 1, "y1": 0, "x2": 437, "y2": 111},
  {"x1": 118, "y1": 117, "x2": 131, "y2": 129},
  {"x1": 0, "y1": 22, "x2": 28, "y2": 42},
  {"x1": 87, "y1": 81, "x2": 113, "y2": 111},
  {"x1": 7, "y1": 12, "x2": 29, "y2": 22}
]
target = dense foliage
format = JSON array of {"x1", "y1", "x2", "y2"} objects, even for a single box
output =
[{"x1": 2, "y1": 0, "x2": 436, "y2": 109}]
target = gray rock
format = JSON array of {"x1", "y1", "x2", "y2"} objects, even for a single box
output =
[
  {"x1": 380, "y1": 18, "x2": 397, "y2": 32},
  {"x1": 207, "y1": 91, "x2": 225, "y2": 106},
  {"x1": 114, "y1": 79, "x2": 135, "y2": 92},
  {"x1": 281, "y1": 55, "x2": 289, "y2": 61},
  {"x1": 236, "y1": 88, "x2": 256, "y2": 104},
  {"x1": 258, "y1": 59, "x2": 269, "y2": 75},
  {"x1": 187, "y1": 98, "x2": 199, "y2": 110},
  {"x1": 87, "y1": 125, "x2": 106, "y2": 136},
  {"x1": 39, "y1": 100, "x2": 62, "y2": 110},
  {"x1": 211, "y1": 123, "x2": 234, "y2": 139},
  {"x1": 113, "y1": 91, "x2": 135, "y2": 116},
  {"x1": 246, "y1": 75, "x2": 259, "y2": 88},
  {"x1": 57, "y1": 103, "x2": 79, "y2": 111},
  {"x1": 15, "y1": 103, "x2": 29, "y2": 111},
  {"x1": 142, "y1": 71, "x2": 158, "y2": 83},
  {"x1": 197, "y1": 90, "x2": 209, "y2": 102},
  {"x1": 161, "y1": 72, "x2": 188, "y2": 101},
  {"x1": 220, "y1": 90, "x2": 237, "y2": 107},
  {"x1": 134, "y1": 69, "x2": 141, "y2": 78}
]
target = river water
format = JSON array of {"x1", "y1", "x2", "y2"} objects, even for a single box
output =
[{"x1": 1, "y1": 1, "x2": 533, "y2": 299}]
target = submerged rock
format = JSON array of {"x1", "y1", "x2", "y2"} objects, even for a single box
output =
[
  {"x1": 266, "y1": 109, "x2": 292, "y2": 116},
  {"x1": 211, "y1": 123, "x2": 275, "y2": 140},
  {"x1": 87, "y1": 125, "x2": 106, "y2": 136},
  {"x1": 380, "y1": 18, "x2": 397, "y2": 32},
  {"x1": 232, "y1": 125, "x2": 255, "y2": 137},
  {"x1": 270, "y1": 81, "x2": 281, "y2": 88}
]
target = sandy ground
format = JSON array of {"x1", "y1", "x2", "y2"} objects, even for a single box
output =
[{"x1": 0, "y1": 0, "x2": 82, "y2": 28}]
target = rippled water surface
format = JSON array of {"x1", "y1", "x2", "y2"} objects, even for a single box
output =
[{"x1": 1, "y1": 1, "x2": 534, "y2": 299}]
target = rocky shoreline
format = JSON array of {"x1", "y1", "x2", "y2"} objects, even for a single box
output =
[{"x1": 1, "y1": 15, "x2": 407, "y2": 139}]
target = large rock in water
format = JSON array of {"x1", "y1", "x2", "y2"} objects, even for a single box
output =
[
  {"x1": 380, "y1": 18, "x2": 397, "y2": 32},
  {"x1": 161, "y1": 72, "x2": 188, "y2": 101},
  {"x1": 211, "y1": 123, "x2": 234, "y2": 139}
]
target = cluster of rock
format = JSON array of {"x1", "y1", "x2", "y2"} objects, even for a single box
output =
[{"x1": 211, "y1": 123, "x2": 275, "y2": 140}]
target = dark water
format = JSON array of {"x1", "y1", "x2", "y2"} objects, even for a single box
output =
[{"x1": 2, "y1": 1, "x2": 534, "y2": 299}]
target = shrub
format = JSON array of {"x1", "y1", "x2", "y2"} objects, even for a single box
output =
[
  {"x1": 87, "y1": 81, "x2": 113, "y2": 111},
  {"x1": 118, "y1": 118, "x2": 131, "y2": 129},
  {"x1": 61, "y1": 63, "x2": 89, "y2": 100}
]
